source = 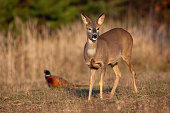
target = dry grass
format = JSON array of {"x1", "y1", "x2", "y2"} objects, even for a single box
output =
[
  {"x1": 0, "y1": 19, "x2": 169, "y2": 112},
  {"x1": 0, "y1": 73, "x2": 169, "y2": 112}
]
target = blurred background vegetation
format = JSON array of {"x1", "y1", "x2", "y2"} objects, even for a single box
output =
[
  {"x1": 0, "y1": 0, "x2": 169, "y2": 84},
  {"x1": 0, "y1": 0, "x2": 169, "y2": 31}
]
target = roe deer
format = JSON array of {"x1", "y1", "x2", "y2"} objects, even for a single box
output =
[{"x1": 81, "y1": 13, "x2": 138, "y2": 101}]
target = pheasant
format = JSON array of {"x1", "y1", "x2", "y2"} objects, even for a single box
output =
[{"x1": 44, "y1": 70, "x2": 89, "y2": 88}]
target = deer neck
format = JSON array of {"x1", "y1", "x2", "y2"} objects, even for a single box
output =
[{"x1": 86, "y1": 38, "x2": 97, "y2": 57}]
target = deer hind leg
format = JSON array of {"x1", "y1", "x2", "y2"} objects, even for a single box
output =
[
  {"x1": 88, "y1": 69, "x2": 96, "y2": 101},
  {"x1": 122, "y1": 56, "x2": 138, "y2": 93},
  {"x1": 110, "y1": 63, "x2": 122, "y2": 98}
]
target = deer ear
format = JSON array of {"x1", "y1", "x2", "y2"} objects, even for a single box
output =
[
  {"x1": 96, "y1": 13, "x2": 105, "y2": 26},
  {"x1": 81, "y1": 13, "x2": 91, "y2": 26}
]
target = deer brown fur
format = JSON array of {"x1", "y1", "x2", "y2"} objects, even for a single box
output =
[{"x1": 81, "y1": 13, "x2": 138, "y2": 101}]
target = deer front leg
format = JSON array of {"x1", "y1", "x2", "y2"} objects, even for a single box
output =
[
  {"x1": 99, "y1": 67, "x2": 106, "y2": 99},
  {"x1": 90, "y1": 59, "x2": 101, "y2": 69},
  {"x1": 88, "y1": 69, "x2": 96, "y2": 101}
]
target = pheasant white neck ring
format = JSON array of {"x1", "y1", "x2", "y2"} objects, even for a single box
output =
[{"x1": 45, "y1": 74, "x2": 51, "y2": 77}]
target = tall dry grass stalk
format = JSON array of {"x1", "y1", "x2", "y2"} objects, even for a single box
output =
[{"x1": 0, "y1": 19, "x2": 169, "y2": 86}]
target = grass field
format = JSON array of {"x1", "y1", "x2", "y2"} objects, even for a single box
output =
[
  {"x1": 0, "y1": 19, "x2": 169, "y2": 112},
  {"x1": 0, "y1": 72, "x2": 169, "y2": 112}
]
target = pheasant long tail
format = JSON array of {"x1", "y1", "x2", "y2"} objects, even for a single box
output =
[{"x1": 70, "y1": 83, "x2": 89, "y2": 87}]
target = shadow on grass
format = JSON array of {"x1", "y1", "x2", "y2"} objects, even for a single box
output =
[{"x1": 66, "y1": 87, "x2": 113, "y2": 99}]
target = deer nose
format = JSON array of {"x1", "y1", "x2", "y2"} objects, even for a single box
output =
[{"x1": 92, "y1": 34, "x2": 97, "y2": 38}]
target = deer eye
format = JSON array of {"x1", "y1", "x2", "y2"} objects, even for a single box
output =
[
  {"x1": 88, "y1": 28, "x2": 92, "y2": 31},
  {"x1": 97, "y1": 28, "x2": 99, "y2": 31}
]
